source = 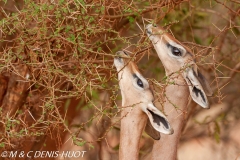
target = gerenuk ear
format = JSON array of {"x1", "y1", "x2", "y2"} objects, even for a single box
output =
[
  {"x1": 145, "y1": 119, "x2": 161, "y2": 140},
  {"x1": 195, "y1": 69, "x2": 213, "y2": 96},
  {"x1": 142, "y1": 103, "x2": 173, "y2": 135},
  {"x1": 183, "y1": 67, "x2": 212, "y2": 109}
]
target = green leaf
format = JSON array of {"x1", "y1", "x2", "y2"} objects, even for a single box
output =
[
  {"x1": 75, "y1": 140, "x2": 86, "y2": 146},
  {"x1": 127, "y1": 16, "x2": 135, "y2": 23},
  {"x1": 89, "y1": 144, "x2": 94, "y2": 149},
  {"x1": 60, "y1": 0, "x2": 64, "y2": 4},
  {"x1": 0, "y1": 143, "x2": 5, "y2": 148},
  {"x1": 194, "y1": 36, "x2": 202, "y2": 44},
  {"x1": 214, "y1": 121, "x2": 221, "y2": 143}
]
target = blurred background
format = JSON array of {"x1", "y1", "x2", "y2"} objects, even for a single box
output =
[{"x1": 0, "y1": 0, "x2": 239, "y2": 159}]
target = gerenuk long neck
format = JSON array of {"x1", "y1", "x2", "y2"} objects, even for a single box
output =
[
  {"x1": 119, "y1": 101, "x2": 147, "y2": 160},
  {"x1": 151, "y1": 76, "x2": 190, "y2": 160}
]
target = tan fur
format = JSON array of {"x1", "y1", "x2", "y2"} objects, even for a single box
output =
[
  {"x1": 148, "y1": 25, "x2": 191, "y2": 159},
  {"x1": 146, "y1": 24, "x2": 211, "y2": 160},
  {"x1": 115, "y1": 51, "x2": 173, "y2": 160},
  {"x1": 152, "y1": 78, "x2": 189, "y2": 160},
  {"x1": 118, "y1": 61, "x2": 152, "y2": 160}
]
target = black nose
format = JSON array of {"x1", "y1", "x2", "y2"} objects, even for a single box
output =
[
  {"x1": 115, "y1": 52, "x2": 121, "y2": 59},
  {"x1": 116, "y1": 51, "x2": 129, "y2": 56},
  {"x1": 146, "y1": 29, "x2": 152, "y2": 34},
  {"x1": 115, "y1": 51, "x2": 125, "y2": 62},
  {"x1": 123, "y1": 51, "x2": 128, "y2": 56}
]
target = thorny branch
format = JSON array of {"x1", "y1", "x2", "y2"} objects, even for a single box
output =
[{"x1": 0, "y1": 0, "x2": 239, "y2": 158}]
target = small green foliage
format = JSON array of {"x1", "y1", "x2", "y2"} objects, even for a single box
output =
[
  {"x1": 45, "y1": 101, "x2": 54, "y2": 110},
  {"x1": 127, "y1": 16, "x2": 135, "y2": 23},
  {"x1": 73, "y1": 136, "x2": 86, "y2": 146},
  {"x1": 89, "y1": 144, "x2": 94, "y2": 149},
  {"x1": 64, "y1": 99, "x2": 71, "y2": 111},
  {"x1": 59, "y1": 0, "x2": 65, "y2": 4},
  {"x1": 0, "y1": 0, "x2": 237, "y2": 154},
  {"x1": 214, "y1": 121, "x2": 221, "y2": 143},
  {"x1": 68, "y1": 34, "x2": 76, "y2": 43},
  {"x1": 100, "y1": 6, "x2": 105, "y2": 13},
  {"x1": 65, "y1": 25, "x2": 72, "y2": 33},
  {"x1": 0, "y1": 143, "x2": 5, "y2": 148},
  {"x1": 194, "y1": 36, "x2": 202, "y2": 44},
  {"x1": 77, "y1": 0, "x2": 85, "y2": 6}
]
